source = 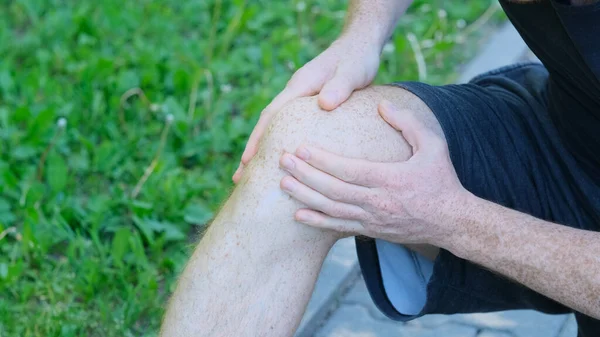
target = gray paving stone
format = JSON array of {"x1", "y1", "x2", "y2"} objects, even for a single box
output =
[
  {"x1": 451, "y1": 312, "x2": 521, "y2": 330},
  {"x1": 458, "y1": 22, "x2": 529, "y2": 83},
  {"x1": 556, "y1": 315, "x2": 577, "y2": 337},
  {"x1": 316, "y1": 304, "x2": 478, "y2": 337},
  {"x1": 345, "y1": 278, "x2": 454, "y2": 327},
  {"x1": 477, "y1": 331, "x2": 514, "y2": 337},
  {"x1": 327, "y1": 277, "x2": 571, "y2": 337},
  {"x1": 295, "y1": 238, "x2": 359, "y2": 337},
  {"x1": 454, "y1": 311, "x2": 568, "y2": 337},
  {"x1": 342, "y1": 277, "x2": 395, "y2": 322},
  {"x1": 487, "y1": 311, "x2": 568, "y2": 337},
  {"x1": 405, "y1": 314, "x2": 453, "y2": 329}
]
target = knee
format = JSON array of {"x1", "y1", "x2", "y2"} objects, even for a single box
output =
[{"x1": 259, "y1": 86, "x2": 412, "y2": 164}]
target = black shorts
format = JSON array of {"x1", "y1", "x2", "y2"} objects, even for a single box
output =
[{"x1": 356, "y1": 63, "x2": 600, "y2": 337}]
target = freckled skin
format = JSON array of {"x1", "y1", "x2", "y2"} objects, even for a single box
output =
[
  {"x1": 443, "y1": 196, "x2": 600, "y2": 320},
  {"x1": 159, "y1": 86, "x2": 440, "y2": 337}
]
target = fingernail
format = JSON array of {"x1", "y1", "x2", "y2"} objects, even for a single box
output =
[
  {"x1": 281, "y1": 178, "x2": 295, "y2": 192},
  {"x1": 322, "y1": 92, "x2": 339, "y2": 108},
  {"x1": 296, "y1": 147, "x2": 310, "y2": 160},
  {"x1": 281, "y1": 155, "x2": 295, "y2": 170},
  {"x1": 329, "y1": 92, "x2": 339, "y2": 104}
]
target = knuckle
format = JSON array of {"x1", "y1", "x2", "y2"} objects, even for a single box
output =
[
  {"x1": 311, "y1": 214, "x2": 323, "y2": 226},
  {"x1": 327, "y1": 203, "x2": 356, "y2": 220},
  {"x1": 352, "y1": 69, "x2": 370, "y2": 87},
  {"x1": 361, "y1": 189, "x2": 379, "y2": 206},
  {"x1": 341, "y1": 168, "x2": 359, "y2": 184},
  {"x1": 346, "y1": 208, "x2": 362, "y2": 220},
  {"x1": 327, "y1": 186, "x2": 347, "y2": 202},
  {"x1": 346, "y1": 189, "x2": 361, "y2": 203},
  {"x1": 294, "y1": 166, "x2": 308, "y2": 181},
  {"x1": 324, "y1": 203, "x2": 342, "y2": 217},
  {"x1": 361, "y1": 221, "x2": 376, "y2": 233},
  {"x1": 328, "y1": 190, "x2": 343, "y2": 202}
]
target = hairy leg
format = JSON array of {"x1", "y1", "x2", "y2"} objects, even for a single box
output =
[{"x1": 160, "y1": 85, "x2": 442, "y2": 337}]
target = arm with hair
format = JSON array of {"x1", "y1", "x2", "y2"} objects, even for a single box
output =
[
  {"x1": 443, "y1": 195, "x2": 600, "y2": 319},
  {"x1": 341, "y1": 0, "x2": 413, "y2": 47}
]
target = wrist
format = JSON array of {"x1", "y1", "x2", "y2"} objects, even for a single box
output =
[
  {"x1": 336, "y1": 25, "x2": 389, "y2": 52},
  {"x1": 425, "y1": 189, "x2": 479, "y2": 249},
  {"x1": 438, "y1": 191, "x2": 502, "y2": 262}
]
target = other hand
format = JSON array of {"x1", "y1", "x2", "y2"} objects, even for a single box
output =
[
  {"x1": 233, "y1": 37, "x2": 381, "y2": 183},
  {"x1": 278, "y1": 100, "x2": 468, "y2": 245}
]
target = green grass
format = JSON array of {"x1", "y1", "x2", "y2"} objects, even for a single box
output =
[{"x1": 0, "y1": 0, "x2": 502, "y2": 336}]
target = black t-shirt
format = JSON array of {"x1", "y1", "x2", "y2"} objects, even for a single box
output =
[{"x1": 499, "y1": 0, "x2": 600, "y2": 185}]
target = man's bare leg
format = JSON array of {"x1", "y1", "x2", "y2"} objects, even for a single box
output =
[{"x1": 160, "y1": 86, "x2": 442, "y2": 337}]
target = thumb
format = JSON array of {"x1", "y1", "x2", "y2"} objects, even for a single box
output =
[
  {"x1": 378, "y1": 100, "x2": 429, "y2": 152},
  {"x1": 318, "y1": 70, "x2": 363, "y2": 111}
]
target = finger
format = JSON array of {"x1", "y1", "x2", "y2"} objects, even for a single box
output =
[
  {"x1": 232, "y1": 162, "x2": 243, "y2": 183},
  {"x1": 318, "y1": 69, "x2": 363, "y2": 111},
  {"x1": 378, "y1": 100, "x2": 432, "y2": 152},
  {"x1": 280, "y1": 153, "x2": 370, "y2": 204},
  {"x1": 240, "y1": 115, "x2": 269, "y2": 166},
  {"x1": 280, "y1": 176, "x2": 366, "y2": 220},
  {"x1": 294, "y1": 146, "x2": 391, "y2": 187},
  {"x1": 295, "y1": 209, "x2": 366, "y2": 236}
]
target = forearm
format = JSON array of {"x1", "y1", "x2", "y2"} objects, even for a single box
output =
[
  {"x1": 340, "y1": 0, "x2": 413, "y2": 48},
  {"x1": 441, "y1": 192, "x2": 600, "y2": 319}
]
